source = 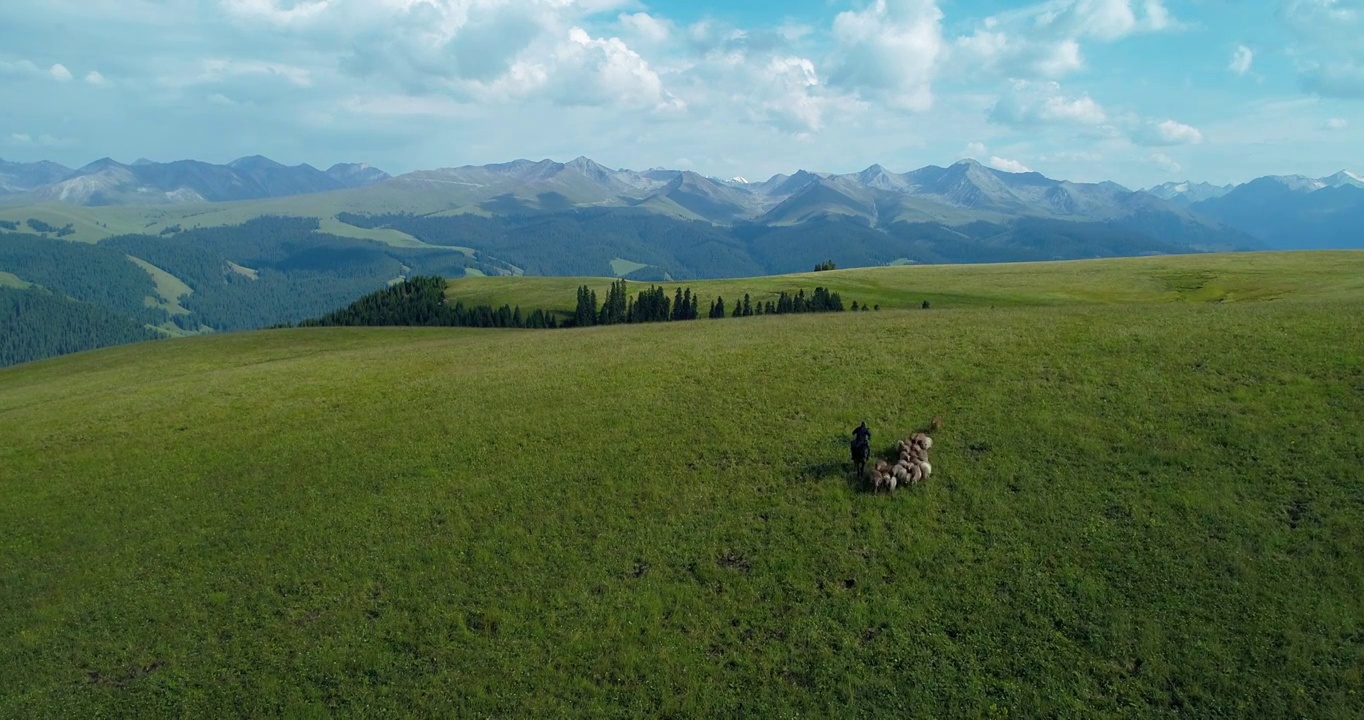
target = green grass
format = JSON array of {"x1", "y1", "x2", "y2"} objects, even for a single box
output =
[
  {"x1": 609, "y1": 258, "x2": 650, "y2": 277},
  {"x1": 0, "y1": 270, "x2": 31, "y2": 289},
  {"x1": 226, "y1": 261, "x2": 259, "y2": 280},
  {"x1": 447, "y1": 250, "x2": 1364, "y2": 314},
  {"x1": 2, "y1": 252, "x2": 1362, "y2": 716},
  {"x1": 0, "y1": 195, "x2": 432, "y2": 247},
  {"x1": 126, "y1": 255, "x2": 193, "y2": 317}
]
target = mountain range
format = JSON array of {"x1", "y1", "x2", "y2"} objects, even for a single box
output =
[
  {"x1": 2, "y1": 154, "x2": 1361, "y2": 254},
  {"x1": 0, "y1": 156, "x2": 390, "y2": 205}
]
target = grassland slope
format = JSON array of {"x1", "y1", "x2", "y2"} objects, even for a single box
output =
[
  {"x1": 2, "y1": 266, "x2": 1362, "y2": 715},
  {"x1": 445, "y1": 250, "x2": 1364, "y2": 315}
]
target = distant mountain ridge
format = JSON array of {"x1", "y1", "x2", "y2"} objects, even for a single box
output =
[
  {"x1": 3, "y1": 153, "x2": 1360, "y2": 251},
  {"x1": 0, "y1": 155, "x2": 390, "y2": 204}
]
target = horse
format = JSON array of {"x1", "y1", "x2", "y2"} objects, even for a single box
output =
[{"x1": 850, "y1": 438, "x2": 870, "y2": 477}]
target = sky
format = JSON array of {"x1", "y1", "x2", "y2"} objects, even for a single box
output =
[{"x1": 0, "y1": 0, "x2": 1359, "y2": 188}]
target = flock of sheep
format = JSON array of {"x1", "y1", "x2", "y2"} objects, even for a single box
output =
[{"x1": 868, "y1": 432, "x2": 934, "y2": 492}]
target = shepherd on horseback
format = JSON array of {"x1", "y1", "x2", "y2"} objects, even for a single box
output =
[{"x1": 850, "y1": 420, "x2": 872, "y2": 476}]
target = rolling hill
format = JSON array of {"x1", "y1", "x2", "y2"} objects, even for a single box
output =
[{"x1": 2, "y1": 251, "x2": 1361, "y2": 716}]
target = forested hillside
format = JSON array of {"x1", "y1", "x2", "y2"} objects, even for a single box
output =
[
  {"x1": 0, "y1": 287, "x2": 158, "y2": 367},
  {"x1": 0, "y1": 217, "x2": 512, "y2": 366}
]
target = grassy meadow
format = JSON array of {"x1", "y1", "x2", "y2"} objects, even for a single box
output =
[
  {"x1": 446, "y1": 249, "x2": 1364, "y2": 314},
  {"x1": 0, "y1": 197, "x2": 429, "y2": 246},
  {"x1": 1, "y1": 252, "x2": 1362, "y2": 716}
]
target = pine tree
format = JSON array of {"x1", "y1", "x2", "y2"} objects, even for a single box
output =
[
  {"x1": 574, "y1": 285, "x2": 598, "y2": 327},
  {"x1": 672, "y1": 288, "x2": 684, "y2": 321},
  {"x1": 712, "y1": 296, "x2": 726, "y2": 319},
  {"x1": 732, "y1": 300, "x2": 742, "y2": 318},
  {"x1": 742, "y1": 294, "x2": 752, "y2": 316}
]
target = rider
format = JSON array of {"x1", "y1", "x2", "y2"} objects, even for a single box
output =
[{"x1": 852, "y1": 420, "x2": 871, "y2": 448}]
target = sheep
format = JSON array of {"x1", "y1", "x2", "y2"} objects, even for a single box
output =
[{"x1": 867, "y1": 424, "x2": 939, "y2": 494}]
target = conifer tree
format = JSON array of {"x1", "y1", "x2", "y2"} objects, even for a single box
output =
[{"x1": 742, "y1": 294, "x2": 752, "y2": 316}]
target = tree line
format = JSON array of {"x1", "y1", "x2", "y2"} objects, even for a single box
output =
[
  {"x1": 292, "y1": 276, "x2": 559, "y2": 330},
  {"x1": 569, "y1": 281, "x2": 848, "y2": 327},
  {"x1": 572, "y1": 281, "x2": 702, "y2": 327},
  {"x1": 296, "y1": 276, "x2": 860, "y2": 331}
]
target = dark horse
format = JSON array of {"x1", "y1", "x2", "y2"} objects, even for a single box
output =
[{"x1": 850, "y1": 438, "x2": 870, "y2": 477}]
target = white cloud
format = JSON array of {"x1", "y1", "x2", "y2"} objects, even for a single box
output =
[
  {"x1": 1152, "y1": 152, "x2": 1181, "y2": 174},
  {"x1": 963, "y1": 141, "x2": 988, "y2": 158},
  {"x1": 1135, "y1": 119, "x2": 1204, "y2": 146},
  {"x1": 85, "y1": 70, "x2": 109, "y2": 86},
  {"x1": 1143, "y1": 0, "x2": 1173, "y2": 30},
  {"x1": 989, "y1": 156, "x2": 1032, "y2": 173},
  {"x1": 989, "y1": 80, "x2": 1108, "y2": 127},
  {"x1": 221, "y1": 0, "x2": 333, "y2": 26},
  {"x1": 6, "y1": 132, "x2": 75, "y2": 148},
  {"x1": 1281, "y1": 0, "x2": 1364, "y2": 98},
  {"x1": 0, "y1": 60, "x2": 83, "y2": 84},
  {"x1": 1229, "y1": 45, "x2": 1253, "y2": 75},
  {"x1": 0, "y1": 59, "x2": 43, "y2": 78},
  {"x1": 1021, "y1": 0, "x2": 1176, "y2": 40},
  {"x1": 1302, "y1": 63, "x2": 1364, "y2": 98},
  {"x1": 191, "y1": 59, "x2": 313, "y2": 87},
  {"x1": 760, "y1": 56, "x2": 829, "y2": 130},
  {"x1": 954, "y1": 32, "x2": 1084, "y2": 78},
  {"x1": 618, "y1": 12, "x2": 671, "y2": 44},
  {"x1": 1322, "y1": 117, "x2": 1348, "y2": 130},
  {"x1": 827, "y1": 0, "x2": 944, "y2": 111},
  {"x1": 480, "y1": 27, "x2": 677, "y2": 112},
  {"x1": 951, "y1": 0, "x2": 1176, "y2": 81}
]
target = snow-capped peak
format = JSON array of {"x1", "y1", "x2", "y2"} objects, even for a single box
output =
[{"x1": 731, "y1": 176, "x2": 750, "y2": 184}]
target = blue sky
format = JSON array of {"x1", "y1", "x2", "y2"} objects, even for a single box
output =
[{"x1": 0, "y1": 0, "x2": 1359, "y2": 188}]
